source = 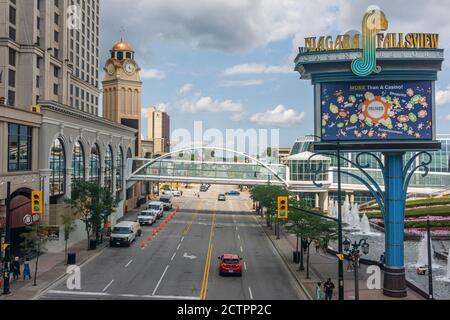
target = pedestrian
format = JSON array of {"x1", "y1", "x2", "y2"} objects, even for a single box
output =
[
  {"x1": 323, "y1": 278, "x2": 335, "y2": 300},
  {"x1": 315, "y1": 282, "x2": 322, "y2": 300},
  {"x1": 12, "y1": 256, "x2": 20, "y2": 281},
  {"x1": 314, "y1": 239, "x2": 321, "y2": 253},
  {"x1": 197, "y1": 192, "x2": 200, "y2": 198},
  {"x1": 23, "y1": 257, "x2": 31, "y2": 280},
  {"x1": 347, "y1": 255, "x2": 353, "y2": 272}
]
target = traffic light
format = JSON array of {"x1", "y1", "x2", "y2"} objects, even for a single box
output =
[
  {"x1": 31, "y1": 190, "x2": 43, "y2": 214},
  {"x1": 277, "y1": 196, "x2": 288, "y2": 219}
]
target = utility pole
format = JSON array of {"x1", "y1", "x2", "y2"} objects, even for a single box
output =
[
  {"x1": 427, "y1": 217, "x2": 433, "y2": 300},
  {"x1": 2, "y1": 181, "x2": 11, "y2": 294},
  {"x1": 336, "y1": 139, "x2": 344, "y2": 301}
]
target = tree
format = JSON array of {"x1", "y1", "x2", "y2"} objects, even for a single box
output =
[
  {"x1": 61, "y1": 211, "x2": 77, "y2": 264},
  {"x1": 249, "y1": 185, "x2": 289, "y2": 228},
  {"x1": 20, "y1": 222, "x2": 48, "y2": 286},
  {"x1": 266, "y1": 147, "x2": 272, "y2": 157},
  {"x1": 286, "y1": 208, "x2": 338, "y2": 278},
  {"x1": 65, "y1": 180, "x2": 118, "y2": 250}
]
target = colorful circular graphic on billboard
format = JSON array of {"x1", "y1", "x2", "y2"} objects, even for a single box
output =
[{"x1": 362, "y1": 96, "x2": 390, "y2": 124}]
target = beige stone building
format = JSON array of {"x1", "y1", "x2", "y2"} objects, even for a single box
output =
[
  {"x1": 0, "y1": 0, "x2": 100, "y2": 114},
  {"x1": 147, "y1": 106, "x2": 170, "y2": 155},
  {"x1": 0, "y1": 1, "x2": 141, "y2": 254}
]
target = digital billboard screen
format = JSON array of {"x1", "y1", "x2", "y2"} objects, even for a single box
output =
[{"x1": 320, "y1": 81, "x2": 433, "y2": 142}]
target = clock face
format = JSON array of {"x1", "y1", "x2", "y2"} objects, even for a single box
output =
[{"x1": 124, "y1": 62, "x2": 135, "y2": 75}]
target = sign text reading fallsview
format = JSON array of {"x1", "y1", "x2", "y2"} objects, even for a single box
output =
[{"x1": 304, "y1": 33, "x2": 439, "y2": 52}]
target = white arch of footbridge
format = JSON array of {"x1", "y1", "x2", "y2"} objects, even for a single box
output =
[{"x1": 126, "y1": 146, "x2": 289, "y2": 188}]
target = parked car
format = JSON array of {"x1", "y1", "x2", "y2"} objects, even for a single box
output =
[
  {"x1": 218, "y1": 254, "x2": 242, "y2": 276},
  {"x1": 159, "y1": 194, "x2": 173, "y2": 210},
  {"x1": 218, "y1": 194, "x2": 226, "y2": 201},
  {"x1": 171, "y1": 189, "x2": 182, "y2": 197},
  {"x1": 147, "y1": 201, "x2": 164, "y2": 219},
  {"x1": 137, "y1": 210, "x2": 157, "y2": 226},
  {"x1": 225, "y1": 191, "x2": 240, "y2": 196},
  {"x1": 110, "y1": 221, "x2": 142, "y2": 247}
]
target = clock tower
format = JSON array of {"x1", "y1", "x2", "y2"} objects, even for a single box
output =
[{"x1": 102, "y1": 40, "x2": 142, "y2": 156}]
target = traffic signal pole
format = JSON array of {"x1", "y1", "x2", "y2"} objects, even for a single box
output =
[{"x1": 2, "y1": 181, "x2": 11, "y2": 294}]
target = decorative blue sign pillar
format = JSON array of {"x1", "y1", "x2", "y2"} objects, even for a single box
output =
[
  {"x1": 294, "y1": 6, "x2": 443, "y2": 298},
  {"x1": 383, "y1": 152, "x2": 406, "y2": 296}
]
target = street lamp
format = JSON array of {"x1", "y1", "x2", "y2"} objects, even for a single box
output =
[
  {"x1": 307, "y1": 134, "x2": 345, "y2": 301},
  {"x1": 343, "y1": 237, "x2": 370, "y2": 300}
]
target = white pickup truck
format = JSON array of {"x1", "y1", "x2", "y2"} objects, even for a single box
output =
[{"x1": 137, "y1": 209, "x2": 157, "y2": 226}]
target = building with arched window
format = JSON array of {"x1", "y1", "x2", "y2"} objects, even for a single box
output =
[{"x1": 72, "y1": 141, "x2": 85, "y2": 182}]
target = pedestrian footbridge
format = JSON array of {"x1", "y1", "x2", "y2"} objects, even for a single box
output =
[{"x1": 126, "y1": 147, "x2": 289, "y2": 188}]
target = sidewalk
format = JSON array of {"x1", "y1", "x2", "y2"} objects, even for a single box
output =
[
  {"x1": 0, "y1": 206, "x2": 144, "y2": 300},
  {"x1": 255, "y1": 215, "x2": 424, "y2": 300}
]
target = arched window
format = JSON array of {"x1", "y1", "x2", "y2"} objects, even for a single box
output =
[
  {"x1": 116, "y1": 147, "x2": 123, "y2": 192},
  {"x1": 72, "y1": 141, "x2": 85, "y2": 182},
  {"x1": 90, "y1": 143, "x2": 101, "y2": 183},
  {"x1": 104, "y1": 145, "x2": 113, "y2": 190},
  {"x1": 50, "y1": 139, "x2": 65, "y2": 196}
]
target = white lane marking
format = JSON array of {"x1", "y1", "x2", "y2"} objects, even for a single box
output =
[
  {"x1": 240, "y1": 245, "x2": 243, "y2": 253},
  {"x1": 171, "y1": 252, "x2": 177, "y2": 261},
  {"x1": 236, "y1": 226, "x2": 238, "y2": 231},
  {"x1": 181, "y1": 236, "x2": 185, "y2": 242},
  {"x1": 176, "y1": 243, "x2": 181, "y2": 251},
  {"x1": 237, "y1": 234, "x2": 240, "y2": 240},
  {"x1": 102, "y1": 280, "x2": 114, "y2": 292},
  {"x1": 152, "y1": 265, "x2": 169, "y2": 296},
  {"x1": 124, "y1": 260, "x2": 133, "y2": 268},
  {"x1": 46, "y1": 290, "x2": 200, "y2": 300},
  {"x1": 249, "y1": 287, "x2": 254, "y2": 300},
  {"x1": 244, "y1": 262, "x2": 247, "y2": 270}
]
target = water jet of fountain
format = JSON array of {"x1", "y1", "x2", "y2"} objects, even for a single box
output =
[
  {"x1": 416, "y1": 233, "x2": 435, "y2": 267},
  {"x1": 360, "y1": 213, "x2": 370, "y2": 234},
  {"x1": 447, "y1": 249, "x2": 450, "y2": 280}
]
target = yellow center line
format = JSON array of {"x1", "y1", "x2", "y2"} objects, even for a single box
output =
[
  {"x1": 181, "y1": 200, "x2": 204, "y2": 236},
  {"x1": 200, "y1": 210, "x2": 216, "y2": 300}
]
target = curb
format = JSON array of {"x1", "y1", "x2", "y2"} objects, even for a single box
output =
[
  {"x1": 254, "y1": 215, "x2": 313, "y2": 300},
  {"x1": 30, "y1": 244, "x2": 109, "y2": 300}
]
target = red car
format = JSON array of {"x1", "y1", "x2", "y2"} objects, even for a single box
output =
[{"x1": 218, "y1": 254, "x2": 242, "y2": 276}]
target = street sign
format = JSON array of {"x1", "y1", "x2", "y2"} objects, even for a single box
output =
[
  {"x1": 1, "y1": 243, "x2": 9, "y2": 250},
  {"x1": 23, "y1": 214, "x2": 33, "y2": 225},
  {"x1": 336, "y1": 253, "x2": 345, "y2": 261},
  {"x1": 31, "y1": 190, "x2": 43, "y2": 214},
  {"x1": 277, "y1": 196, "x2": 288, "y2": 219}
]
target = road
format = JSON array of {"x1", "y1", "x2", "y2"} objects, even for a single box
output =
[{"x1": 38, "y1": 185, "x2": 306, "y2": 300}]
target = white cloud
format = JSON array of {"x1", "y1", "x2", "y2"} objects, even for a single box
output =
[
  {"x1": 445, "y1": 114, "x2": 450, "y2": 121},
  {"x1": 437, "y1": 85, "x2": 450, "y2": 106},
  {"x1": 223, "y1": 64, "x2": 292, "y2": 76},
  {"x1": 220, "y1": 79, "x2": 264, "y2": 87},
  {"x1": 140, "y1": 68, "x2": 166, "y2": 79},
  {"x1": 230, "y1": 112, "x2": 248, "y2": 122},
  {"x1": 178, "y1": 83, "x2": 194, "y2": 95},
  {"x1": 181, "y1": 96, "x2": 242, "y2": 113},
  {"x1": 250, "y1": 105, "x2": 305, "y2": 126},
  {"x1": 102, "y1": 1, "x2": 450, "y2": 58}
]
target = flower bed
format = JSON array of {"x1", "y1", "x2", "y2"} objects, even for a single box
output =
[{"x1": 404, "y1": 228, "x2": 450, "y2": 236}]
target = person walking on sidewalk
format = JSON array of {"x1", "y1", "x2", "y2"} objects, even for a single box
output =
[
  {"x1": 315, "y1": 282, "x2": 322, "y2": 300},
  {"x1": 12, "y1": 256, "x2": 21, "y2": 281},
  {"x1": 323, "y1": 278, "x2": 335, "y2": 300},
  {"x1": 23, "y1": 257, "x2": 31, "y2": 280},
  {"x1": 314, "y1": 240, "x2": 321, "y2": 253}
]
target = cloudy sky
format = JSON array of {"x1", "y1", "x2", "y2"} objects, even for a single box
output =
[{"x1": 99, "y1": 0, "x2": 450, "y2": 148}]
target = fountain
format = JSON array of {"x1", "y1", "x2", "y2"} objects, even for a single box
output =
[
  {"x1": 416, "y1": 234, "x2": 435, "y2": 267},
  {"x1": 447, "y1": 249, "x2": 450, "y2": 280},
  {"x1": 360, "y1": 214, "x2": 371, "y2": 234}
]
